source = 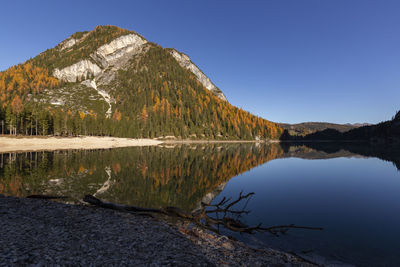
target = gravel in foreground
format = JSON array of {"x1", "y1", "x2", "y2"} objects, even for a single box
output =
[{"x1": 0, "y1": 195, "x2": 315, "y2": 266}]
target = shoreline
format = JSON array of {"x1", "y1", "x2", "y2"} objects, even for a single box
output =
[
  {"x1": 0, "y1": 135, "x2": 375, "y2": 154},
  {"x1": 0, "y1": 136, "x2": 279, "y2": 153},
  {"x1": 0, "y1": 195, "x2": 315, "y2": 266}
]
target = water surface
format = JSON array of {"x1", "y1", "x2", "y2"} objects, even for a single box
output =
[{"x1": 0, "y1": 142, "x2": 399, "y2": 266}]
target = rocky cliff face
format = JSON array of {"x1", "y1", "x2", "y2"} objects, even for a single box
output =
[
  {"x1": 53, "y1": 60, "x2": 101, "y2": 83},
  {"x1": 60, "y1": 38, "x2": 77, "y2": 50},
  {"x1": 53, "y1": 33, "x2": 148, "y2": 83},
  {"x1": 58, "y1": 32, "x2": 90, "y2": 51},
  {"x1": 169, "y1": 49, "x2": 227, "y2": 101},
  {"x1": 92, "y1": 34, "x2": 147, "y2": 68}
]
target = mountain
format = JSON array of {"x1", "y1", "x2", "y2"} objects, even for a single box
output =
[
  {"x1": 0, "y1": 25, "x2": 282, "y2": 139},
  {"x1": 279, "y1": 122, "x2": 365, "y2": 136}
]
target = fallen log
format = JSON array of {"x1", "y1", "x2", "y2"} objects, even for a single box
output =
[
  {"x1": 83, "y1": 195, "x2": 197, "y2": 219},
  {"x1": 83, "y1": 195, "x2": 165, "y2": 214},
  {"x1": 27, "y1": 195, "x2": 69, "y2": 200}
]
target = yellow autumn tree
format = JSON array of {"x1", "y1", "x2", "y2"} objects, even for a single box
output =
[
  {"x1": 11, "y1": 96, "x2": 23, "y2": 114},
  {"x1": 112, "y1": 109, "x2": 122, "y2": 121},
  {"x1": 141, "y1": 105, "x2": 148, "y2": 122}
]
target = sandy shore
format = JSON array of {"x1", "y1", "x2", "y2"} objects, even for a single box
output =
[{"x1": 0, "y1": 136, "x2": 163, "y2": 153}]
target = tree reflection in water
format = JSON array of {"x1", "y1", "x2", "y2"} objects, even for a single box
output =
[{"x1": 0, "y1": 142, "x2": 398, "y2": 212}]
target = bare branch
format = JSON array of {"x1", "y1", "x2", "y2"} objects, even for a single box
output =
[{"x1": 224, "y1": 192, "x2": 254, "y2": 211}]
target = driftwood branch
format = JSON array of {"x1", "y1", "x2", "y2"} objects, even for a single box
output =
[
  {"x1": 83, "y1": 195, "x2": 165, "y2": 214},
  {"x1": 82, "y1": 192, "x2": 322, "y2": 236},
  {"x1": 27, "y1": 194, "x2": 69, "y2": 200}
]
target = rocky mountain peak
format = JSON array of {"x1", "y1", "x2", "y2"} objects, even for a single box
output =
[{"x1": 48, "y1": 25, "x2": 227, "y2": 101}]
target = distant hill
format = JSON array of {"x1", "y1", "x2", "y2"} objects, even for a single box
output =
[
  {"x1": 282, "y1": 111, "x2": 400, "y2": 143},
  {"x1": 279, "y1": 122, "x2": 366, "y2": 136},
  {"x1": 0, "y1": 25, "x2": 281, "y2": 139},
  {"x1": 342, "y1": 110, "x2": 400, "y2": 142}
]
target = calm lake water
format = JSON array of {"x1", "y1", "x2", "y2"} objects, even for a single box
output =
[{"x1": 0, "y1": 142, "x2": 399, "y2": 266}]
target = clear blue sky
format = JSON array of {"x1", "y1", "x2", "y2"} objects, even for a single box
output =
[{"x1": 1, "y1": 0, "x2": 399, "y2": 124}]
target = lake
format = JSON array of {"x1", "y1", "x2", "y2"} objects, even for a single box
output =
[{"x1": 0, "y1": 142, "x2": 399, "y2": 266}]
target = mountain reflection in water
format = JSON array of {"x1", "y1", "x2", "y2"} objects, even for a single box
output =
[
  {"x1": 0, "y1": 144, "x2": 282, "y2": 210},
  {"x1": 0, "y1": 142, "x2": 398, "y2": 211}
]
